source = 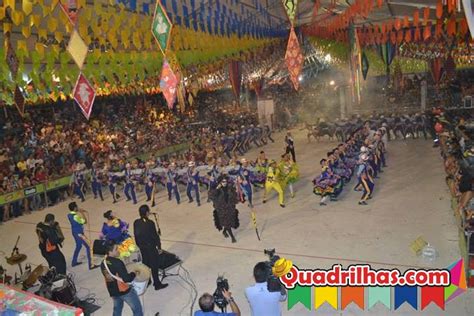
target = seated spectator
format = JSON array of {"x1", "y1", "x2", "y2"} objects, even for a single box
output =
[{"x1": 245, "y1": 262, "x2": 287, "y2": 316}]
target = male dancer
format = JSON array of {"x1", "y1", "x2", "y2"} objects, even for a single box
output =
[
  {"x1": 67, "y1": 202, "x2": 98, "y2": 269},
  {"x1": 91, "y1": 162, "x2": 104, "y2": 201},
  {"x1": 186, "y1": 161, "x2": 201, "y2": 206}
]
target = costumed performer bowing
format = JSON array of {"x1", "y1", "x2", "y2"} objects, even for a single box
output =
[
  {"x1": 263, "y1": 160, "x2": 286, "y2": 208},
  {"x1": 101, "y1": 210, "x2": 137, "y2": 259},
  {"x1": 278, "y1": 153, "x2": 299, "y2": 198},
  {"x1": 209, "y1": 175, "x2": 240, "y2": 243}
]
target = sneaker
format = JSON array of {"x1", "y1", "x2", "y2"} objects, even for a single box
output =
[
  {"x1": 262, "y1": 199, "x2": 267, "y2": 204},
  {"x1": 72, "y1": 262, "x2": 83, "y2": 267},
  {"x1": 89, "y1": 265, "x2": 99, "y2": 270},
  {"x1": 319, "y1": 202, "x2": 326, "y2": 206},
  {"x1": 188, "y1": 199, "x2": 193, "y2": 203},
  {"x1": 358, "y1": 201, "x2": 368, "y2": 205},
  {"x1": 280, "y1": 204, "x2": 285, "y2": 208},
  {"x1": 291, "y1": 193, "x2": 295, "y2": 198}
]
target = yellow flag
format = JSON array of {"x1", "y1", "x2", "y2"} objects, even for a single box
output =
[
  {"x1": 314, "y1": 287, "x2": 338, "y2": 310},
  {"x1": 5, "y1": 0, "x2": 16, "y2": 9},
  {"x1": 37, "y1": 28, "x2": 47, "y2": 40},
  {"x1": 35, "y1": 42, "x2": 45, "y2": 57},
  {"x1": 30, "y1": 14, "x2": 41, "y2": 28},
  {"x1": 0, "y1": 8, "x2": 5, "y2": 20},
  {"x1": 41, "y1": 3, "x2": 51, "y2": 17},
  {"x1": 54, "y1": 31, "x2": 63, "y2": 43},
  {"x1": 22, "y1": 25, "x2": 31, "y2": 38},
  {"x1": 47, "y1": 17, "x2": 58, "y2": 32},
  {"x1": 3, "y1": 22, "x2": 12, "y2": 34},
  {"x1": 77, "y1": 0, "x2": 86, "y2": 9},
  {"x1": 11, "y1": 10, "x2": 24, "y2": 26},
  {"x1": 17, "y1": 40, "x2": 28, "y2": 56},
  {"x1": 51, "y1": 44, "x2": 60, "y2": 57},
  {"x1": 22, "y1": 0, "x2": 34, "y2": 16}
]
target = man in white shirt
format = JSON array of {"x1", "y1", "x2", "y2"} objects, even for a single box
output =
[{"x1": 245, "y1": 262, "x2": 287, "y2": 316}]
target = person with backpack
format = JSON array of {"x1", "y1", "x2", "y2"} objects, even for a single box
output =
[{"x1": 36, "y1": 213, "x2": 66, "y2": 275}]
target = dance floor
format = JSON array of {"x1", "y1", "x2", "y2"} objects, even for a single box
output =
[{"x1": 1, "y1": 129, "x2": 473, "y2": 315}]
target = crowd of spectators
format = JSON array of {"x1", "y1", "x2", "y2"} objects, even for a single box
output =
[{"x1": 0, "y1": 93, "x2": 257, "y2": 222}]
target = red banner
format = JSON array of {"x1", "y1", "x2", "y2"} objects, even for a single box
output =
[
  {"x1": 421, "y1": 286, "x2": 445, "y2": 310},
  {"x1": 73, "y1": 73, "x2": 96, "y2": 120},
  {"x1": 229, "y1": 60, "x2": 242, "y2": 100},
  {"x1": 159, "y1": 60, "x2": 178, "y2": 109},
  {"x1": 285, "y1": 27, "x2": 304, "y2": 91}
]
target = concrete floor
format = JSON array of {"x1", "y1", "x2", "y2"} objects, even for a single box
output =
[{"x1": 0, "y1": 130, "x2": 473, "y2": 316}]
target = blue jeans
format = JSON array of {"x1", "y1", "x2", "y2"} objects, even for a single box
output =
[
  {"x1": 113, "y1": 289, "x2": 143, "y2": 316},
  {"x1": 72, "y1": 232, "x2": 92, "y2": 268}
]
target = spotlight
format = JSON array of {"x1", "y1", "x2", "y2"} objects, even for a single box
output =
[
  {"x1": 329, "y1": 80, "x2": 335, "y2": 86},
  {"x1": 298, "y1": 75, "x2": 303, "y2": 82}
]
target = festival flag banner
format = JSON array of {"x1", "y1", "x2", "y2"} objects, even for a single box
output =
[
  {"x1": 445, "y1": 258, "x2": 467, "y2": 302},
  {"x1": 5, "y1": 33, "x2": 19, "y2": 78},
  {"x1": 285, "y1": 27, "x2": 304, "y2": 91},
  {"x1": 59, "y1": 0, "x2": 78, "y2": 25},
  {"x1": 314, "y1": 286, "x2": 338, "y2": 310},
  {"x1": 394, "y1": 286, "x2": 418, "y2": 310},
  {"x1": 229, "y1": 60, "x2": 242, "y2": 99},
  {"x1": 160, "y1": 59, "x2": 178, "y2": 109},
  {"x1": 367, "y1": 286, "x2": 391, "y2": 309},
  {"x1": 72, "y1": 73, "x2": 96, "y2": 120},
  {"x1": 152, "y1": 0, "x2": 173, "y2": 54},
  {"x1": 287, "y1": 284, "x2": 311, "y2": 310},
  {"x1": 67, "y1": 30, "x2": 88, "y2": 69},
  {"x1": 282, "y1": 0, "x2": 298, "y2": 25},
  {"x1": 421, "y1": 286, "x2": 445, "y2": 310},
  {"x1": 14, "y1": 85, "x2": 25, "y2": 117},
  {"x1": 341, "y1": 286, "x2": 364, "y2": 310}
]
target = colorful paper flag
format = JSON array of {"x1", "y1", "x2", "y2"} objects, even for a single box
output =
[
  {"x1": 421, "y1": 286, "x2": 445, "y2": 310},
  {"x1": 285, "y1": 27, "x2": 304, "y2": 91},
  {"x1": 282, "y1": 0, "x2": 298, "y2": 25},
  {"x1": 394, "y1": 286, "x2": 418, "y2": 310},
  {"x1": 160, "y1": 59, "x2": 178, "y2": 109},
  {"x1": 67, "y1": 29, "x2": 88, "y2": 69},
  {"x1": 152, "y1": 0, "x2": 172, "y2": 54},
  {"x1": 445, "y1": 258, "x2": 467, "y2": 302},
  {"x1": 73, "y1": 73, "x2": 96, "y2": 120},
  {"x1": 59, "y1": 0, "x2": 78, "y2": 25},
  {"x1": 14, "y1": 86, "x2": 25, "y2": 117},
  {"x1": 341, "y1": 286, "x2": 364, "y2": 310},
  {"x1": 287, "y1": 284, "x2": 311, "y2": 310},
  {"x1": 314, "y1": 286, "x2": 338, "y2": 310},
  {"x1": 229, "y1": 60, "x2": 242, "y2": 99},
  {"x1": 368, "y1": 286, "x2": 391, "y2": 309}
]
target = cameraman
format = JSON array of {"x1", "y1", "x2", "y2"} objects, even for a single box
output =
[
  {"x1": 245, "y1": 262, "x2": 287, "y2": 316},
  {"x1": 195, "y1": 289, "x2": 241, "y2": 316}
]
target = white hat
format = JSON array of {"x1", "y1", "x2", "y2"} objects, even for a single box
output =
[
  {"x1": 126, "y1": 163, "x2": 131, "y2": 168},
  {"x1": 240, "y1": 158, "x2": 247, "y2": 163},
  {"x1": 360, "y1": 146, "x2": 368, "y2": 153},
  {"x1": 188, "y1": 161, "x2": 195, "y2": 167},
  {"x1": 360, "y1": 154, "x2": 369, "y2": 161}
]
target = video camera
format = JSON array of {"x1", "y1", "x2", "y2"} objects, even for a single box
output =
[
  {"x1": 213, "y1": 276, "x2": 229, "y2": 310},
  {"x1": 263, "y1": 248, "x2": 282, "y2": 292}
]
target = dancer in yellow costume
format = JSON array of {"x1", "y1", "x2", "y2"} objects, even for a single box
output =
[
  {"x1": 263, "y1": 160, "x2": 286, "y2": 208},
  {"x1": 278, "y1": 154, "x2": 299, "y2": 198}
]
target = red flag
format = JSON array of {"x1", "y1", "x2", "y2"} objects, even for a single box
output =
[
  {"x1": 159, "y1": 60, "x2": 178, "y2": 109},
  {"x1": 285, "y1": 27, "x2": 304, "y2": 91},
  {"x1": 421, "y1": 286, "x2": 445, "y2": 310},
  {"x1": 229, "y1": 60, "x2": 242, "y2": 100},
  {"x1": 73, "y1": 73, "x2": 96, "y2": 120}
]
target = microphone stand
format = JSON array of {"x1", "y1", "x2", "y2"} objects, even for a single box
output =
[{"x1": 151, "y1": 213, "x2": 161, "y2": 236}]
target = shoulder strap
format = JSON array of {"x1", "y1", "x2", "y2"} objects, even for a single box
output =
[{"x1": 102, "y1": 256, "x2": 125, "y2": 283}]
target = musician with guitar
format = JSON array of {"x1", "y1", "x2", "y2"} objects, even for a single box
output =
[
  {"x1": 67, "y1": 202, "x2": 98, "y2": 270},
  {"x1": 36, "y1": 214, "x2": 66, "y2": 275}
]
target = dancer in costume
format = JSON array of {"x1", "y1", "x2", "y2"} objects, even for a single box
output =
[
  {"x1": 71, "y1": 166, "x2": 85, "y2": 202},
  {"x1": 209, "y1": 175, "x2": 239, "y2": 243},
  {"x1": 101, "y1": 210, "x2": 137, "y2": 258},
  {"x1": 67, "y1": 202, "x2": 98, "y2": 270},
  {"x1": 91, "y1": 162, "x2": 104, "y2": 201},
  {"x1": 279, "y1": 154, "x2": 299, "y2": 198},
  {"x1": 229, "y1": 158, "x2": 255, "y2": 207},
  {"x1": 263, "y1": 160, "x2": 286, "y2": 208},
  {"x1": 313, "y1": 159, "x2": 343, "y2": 206}
]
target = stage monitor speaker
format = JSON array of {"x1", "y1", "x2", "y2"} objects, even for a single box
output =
[{"x1": 92, "y1": 240, "x2": 107, "y2": 256}]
